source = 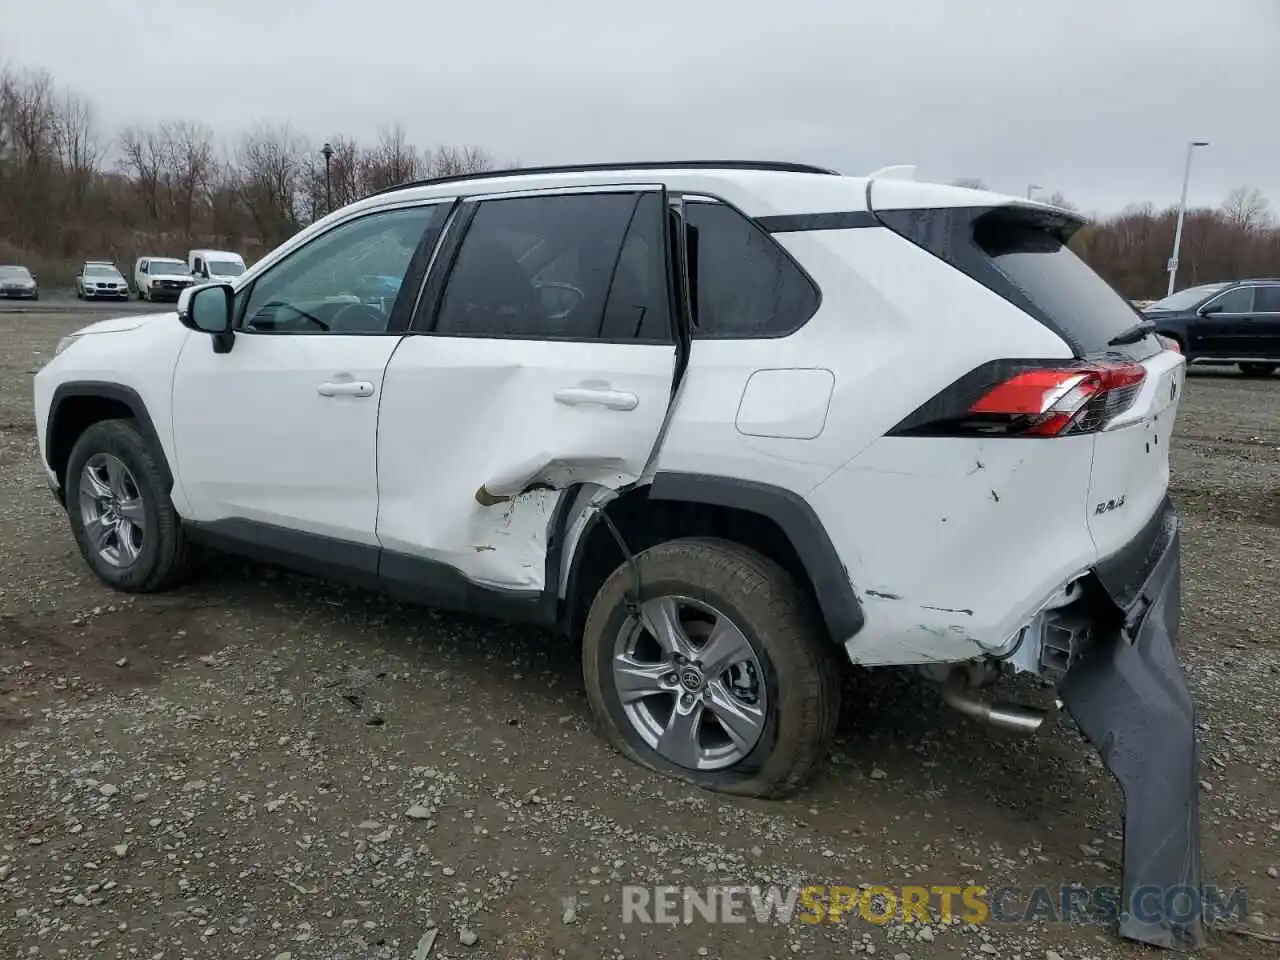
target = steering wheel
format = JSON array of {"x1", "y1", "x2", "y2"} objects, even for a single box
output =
[{"x1": 330, "y1": 301, "x2": 388, "y2": 333}]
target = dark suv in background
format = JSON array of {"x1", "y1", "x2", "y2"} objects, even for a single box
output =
[{"x1": 1143, "y1": 278, "x2": 1280, "y2": 376}]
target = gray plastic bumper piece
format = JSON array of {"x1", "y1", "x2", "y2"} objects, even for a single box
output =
[{"x1": 1060, "y1": 524, "x2": 1205, "y2": 951}]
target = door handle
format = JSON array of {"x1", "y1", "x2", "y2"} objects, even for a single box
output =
[
  {"x1": 553, "y1": 387, "x2": 639, "y2": 411},
  {"x1": 317, "y1": 380, "x2": 374, "y2": 398}
]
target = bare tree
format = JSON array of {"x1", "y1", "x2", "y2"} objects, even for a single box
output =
[
  {"x1": 53, "y1": 90, "x2": 102, "y2": 205},
  {"x1": 1041, "y1": 191, "x2": 1077, "y2": 211},
  {"x1": 428, "y1": 144, "x2": 493, "y2": 178},
  {"x1": 235, "y1": 122, "x2": 304, "y2": 245},
  {"x1": 119, "y1": 125, "x2": 169, "y2": 222},
  {"x1": 951, "y1": 177, "x2": 986, "y2": 190},
  {"x1": 164, "y1": 120, "x2": 216, "y2": 237},
  {"x1": 361, "y1": 123, "x2": 420, "y2": 193},
  {"x1": 1222, "y1": 187, "x2": 1272, "y2": 232}
]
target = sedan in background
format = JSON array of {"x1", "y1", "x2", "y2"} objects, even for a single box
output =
[
  {"x1": 0, "y1": 265, "x2": 39, "y2": 299},
  {"x1": 1143, "y1": 279, "x2": 1280, "y2": 377}
]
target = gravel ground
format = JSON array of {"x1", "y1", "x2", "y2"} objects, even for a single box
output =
[{"x1": 1, "y1": 310, "x2": 1277, "y2": 960}]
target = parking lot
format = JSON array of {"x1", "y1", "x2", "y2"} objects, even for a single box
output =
[{"x1": 0, "y1": 304, "x2": 1276, "y2": 960}]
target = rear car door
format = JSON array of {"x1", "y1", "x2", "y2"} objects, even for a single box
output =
[
  {"x1": 376, "y1": 185, "x2": 680, "y2": 593},
  {"x1": 1249, "y1": 283, "x2": 1280, "y2": 357}
]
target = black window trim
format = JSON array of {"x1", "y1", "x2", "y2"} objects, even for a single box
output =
[
  {"x1": 670, "y1": 191, "x2": 824, "y2": 341},
  {"x1": 1201, "y1": 282, "x2": 1280, "y2": 316},
  {"x1": 232, "y1": 199, "x2": 454, "y2": 337},
  {"x1": 410, "y1": 185, "x2": 679, "y2": 346}
]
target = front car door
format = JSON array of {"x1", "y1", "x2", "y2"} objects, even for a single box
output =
[
  {"x1": 1191, "y1": 284, "x2": 1254, "y2": 357},
  {"x1": 376, "y1": 185, "x2": 680, "y2": 596},
  {"x1": 170, "y1": 200, "x2": 450, "y2": 571}
]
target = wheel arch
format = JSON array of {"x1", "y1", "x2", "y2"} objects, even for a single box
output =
[
  {"x1": 47, "y1": 382, "x2": 173, "y2": 493},
  {"x1": 557, "y1": 473, "x2": 864, "y2": 646}
]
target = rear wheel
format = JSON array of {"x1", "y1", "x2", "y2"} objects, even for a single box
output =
[
  {"x1": 1238, "y1": 363, "x2": 1277, "y2": 377},
  {"x1": 65, "y1": 419, "x2": 194, "y2": 593},
  {"x1": 582, "y1": 537, "x2": 841, "y2": 799}
]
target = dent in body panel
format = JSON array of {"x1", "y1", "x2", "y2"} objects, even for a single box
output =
[
  {"x1": 808, "y1": 434, "x2": 1100, "y2": 666},
  {"x1": 375, "y1": 336, "x2": 677, "y2": 593}
]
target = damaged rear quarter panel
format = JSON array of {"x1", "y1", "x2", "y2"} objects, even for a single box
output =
[{"x1": 805, "y1": 434, "x2": 1100, "y2": 665}]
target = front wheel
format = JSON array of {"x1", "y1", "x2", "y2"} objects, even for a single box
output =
[
  {"x1": 1238, "y1": 362, "x2": 1277, "y2": 377},
  {"x1": 582, "y1": 537, "x2": 841, "y2": 799},
  {"x1": 65, "y1": 419, "x2": 194, "y2": 593}
]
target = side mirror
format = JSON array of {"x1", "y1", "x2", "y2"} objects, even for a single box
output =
[
  {"x1": 178, "y1": 283, "x2": 236, "y2": 353},
  {"x1": 1198, "y1": 302, "x2": 1223, "y2": 316}
]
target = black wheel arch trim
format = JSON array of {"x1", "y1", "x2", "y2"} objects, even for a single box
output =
[
  {"x1": 47, "y1": 381, "x2": 174, "y2": 490},
  {"x1": 646, "y1": 472, "x2": 864, "y2": 643}
]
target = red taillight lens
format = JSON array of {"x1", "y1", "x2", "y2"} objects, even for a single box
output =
[
  {"x1": 967, "y1": 362, "x2": 1145, "y2": 437},
  {"x1": 889, "y1": 359, "x2": 1149, "y2": 439},
  {"x1": 1157, "y1": 334, "x2": 1182, "y2": 354}
]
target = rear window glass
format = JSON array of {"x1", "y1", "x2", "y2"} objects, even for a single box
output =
[
  {"x1": 972, "y1": 214, "x2": 1143, "y2": 353},
  {"x1": 877, "y1": 206, "x2": 1153, "y2": 357}
]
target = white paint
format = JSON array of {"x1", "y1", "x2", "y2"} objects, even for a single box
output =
[
  {"x1": 375, "y1": 336, "x2": 676, "y2": 589},
  {"x1": 33, "y1": 163, "x2": 1184, "y2": 679},
  {"x1": 170, "y1": 331, "x2": 399, "y2": 545},
  {"x1": 735, "y1": 369, "x2": 835, "y2": 440}
]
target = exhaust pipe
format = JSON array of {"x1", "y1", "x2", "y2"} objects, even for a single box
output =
[{"x1": 941, "y1": 674, "x2": 1046, "y2": 734}]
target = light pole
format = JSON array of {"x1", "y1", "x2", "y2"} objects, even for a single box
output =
[
  {"x1": 321, "y1": 142, "x2": 334, "y2": 214},
  {"x1": 1026, "y1": 183, "x2": 1041, "y2": 200},
  {"x1": 1167, "y1": 140, "x2": 1209, "y2": 296}
]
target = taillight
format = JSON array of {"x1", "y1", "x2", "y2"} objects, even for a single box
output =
[
  {"x1": 1157, "y1": 334, "x2": 1182, "y2": 354},
  {"x1": 889, "y1": 359, "x2": 1147, "y2": 439}
]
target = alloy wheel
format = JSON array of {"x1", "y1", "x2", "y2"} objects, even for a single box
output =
[
  {"x1": 78, "y1": 453, "x2": 146, "y2": 568},
  {"x1": 611, "y1": 595, "x2": 768, "y2": 771}
]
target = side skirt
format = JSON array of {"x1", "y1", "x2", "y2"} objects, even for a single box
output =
[{"x1": 182, "y1": 519, "x2": 556, "y2": 627}]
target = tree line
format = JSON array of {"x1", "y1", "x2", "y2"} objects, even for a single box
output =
[
  {"x1": 2, "y1": 58, "x2": 1277, "y2": 296},
  {"x1": 955, "y1": 179, "x2": 1278, "y2": 298},
  {"x1": 0, "y1": 61, "x2": 497, "y2": 283}
]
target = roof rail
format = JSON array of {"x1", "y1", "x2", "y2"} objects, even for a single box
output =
[
  {"x1": 369, "y1": 159, "x2": 841, "y2": 198},
  {"x1": 865, "y1": 164, "x2": 916, "y2": 180}
]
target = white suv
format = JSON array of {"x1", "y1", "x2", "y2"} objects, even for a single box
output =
[{"x1": 31, "y1": 161, "x2": 1202, "y2": 949}]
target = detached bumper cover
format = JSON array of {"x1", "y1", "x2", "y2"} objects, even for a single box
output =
[{"x1": 1060, "y1": 501, "x2": 1204, "y2": 950}]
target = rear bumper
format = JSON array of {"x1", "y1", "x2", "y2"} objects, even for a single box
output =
[{"x1": 1058, "y1": 500, "x2": 1205, "y2": 950}]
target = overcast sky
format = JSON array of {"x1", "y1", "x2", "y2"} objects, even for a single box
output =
[{"x1": 6, "y1": 0, "x2": 1278, "y2": 216}]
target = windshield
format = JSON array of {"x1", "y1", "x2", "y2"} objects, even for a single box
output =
[
  {"x1": 0, "y1": 266, "x2": 32, "y2": 279},
  {"x1": 150, "y1": 260, "x2": 189, "y2": 275},
  {"x1": 1143, "y1": 283, "x2": 1229, "y2": 312},
  {"x1": 208, "y1": 260, "x2": 244, "y2": 277},
  {"x1": 84, "y1": 265, "x2": 122, "y2": 278}
]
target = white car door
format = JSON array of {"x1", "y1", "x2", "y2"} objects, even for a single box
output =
[
  {"x1": 170, "y1": 201, "x2": 451, "y2": 556},
  {"x1": 376, "y1": 185, "x2": 680, "y2": 592}
]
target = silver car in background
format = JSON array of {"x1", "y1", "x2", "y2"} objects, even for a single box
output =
[
  {"x1": 75, "y1": 261, "x2": 130, "y2": 300},
  {"x1": 0, "y1": 265, "x2": 39, "y2": 299}
]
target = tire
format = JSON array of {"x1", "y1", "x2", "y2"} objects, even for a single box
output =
[
  {"x1": 582, "y1": 537, "x2": 841, "y2": 799},
  {"x1": 1238, "y1": 363, "x2": 1277, "y2": 377},
  {"x1": 65, "y1": 419, "x2": 194, "y2": 593}
]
